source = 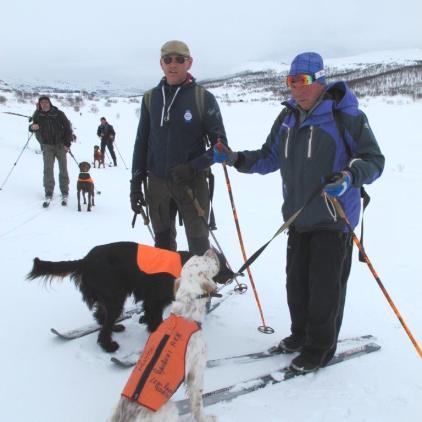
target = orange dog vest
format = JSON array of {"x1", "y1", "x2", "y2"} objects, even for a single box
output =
[
  {"x1": 136, "y1": 244, "x2": 182, "y2": 278},
  {"x1": 121, "y1": 313, "x2": 201, "y2": 411},
  {"x1": 77, "y1": 177, "x2": 94, "y2": 184}
]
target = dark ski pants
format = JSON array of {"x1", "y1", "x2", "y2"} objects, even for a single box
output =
[
  {"x1": 286, "y1": 228, "x2": 353, "y2": 366},
  {"x1": 101, "y1": 139, "x2": 117, "y2": 165},
  {"x1": 146, "y1": 172, "x2": 210, "y2": 255},
  {"x1": 41, "y1": 144, "x2": 69, "y2": 196}
]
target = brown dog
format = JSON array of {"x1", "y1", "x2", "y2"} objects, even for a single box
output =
[
  {"x1": 77, "y1": 161, "x2": 95, "y2": 211},
  {"x1": 93, "y1": 145, "x2": 105, "y2": 168}
]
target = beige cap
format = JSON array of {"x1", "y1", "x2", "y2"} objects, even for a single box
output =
[{"x1": 160, "y1": 40, "x2": 190, "y2": 57}]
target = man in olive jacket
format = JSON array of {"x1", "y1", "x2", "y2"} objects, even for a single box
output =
[
  {"x1": 29, "y1": 96, "x2": 73, "y2": 205},
  {"x1": 130, "y1": 40, "x2": 227, "y2": 255}
]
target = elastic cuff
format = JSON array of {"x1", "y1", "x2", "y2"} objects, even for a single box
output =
[{"x1": 233, "y1": 152, "x2": 244, "y2": 169}]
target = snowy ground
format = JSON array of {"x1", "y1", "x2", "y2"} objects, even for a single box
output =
[{"x1": 0, "y1": 92, "x2": 421, "y2": 422}]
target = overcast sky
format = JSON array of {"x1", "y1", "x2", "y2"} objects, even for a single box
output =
[{"x1": 2, "y1": 0, "x2": 421, "y2": 90}]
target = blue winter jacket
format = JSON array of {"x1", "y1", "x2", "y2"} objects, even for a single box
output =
[{"x1": 235, "y1": 82, "x2": 385, "y2": 232}]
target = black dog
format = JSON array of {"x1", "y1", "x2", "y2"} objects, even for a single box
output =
[
  {"x1": 77, "y1": 161, "x2": 95, "y2": 212},
  {"x1": 27, "y1": 242, "x2": 233, "y2": 352}
]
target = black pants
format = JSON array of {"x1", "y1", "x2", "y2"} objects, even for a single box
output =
[
  {"x1": 146, "y1": 172, "x2": 210, "y2": 255},
  {"x1": 286, "y1": 228, "x2": 353, "y2": 366},
  {"x1": 100, "y1": 139, "x2": 117, "y2": 165}
]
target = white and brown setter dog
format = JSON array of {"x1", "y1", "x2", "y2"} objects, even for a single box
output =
[
  {"x1": 27, "y1": 242, "x2": 233, "y2": 353},
  {"x1": 110, "y1": 249, "x2": 219, "y2": 422}
]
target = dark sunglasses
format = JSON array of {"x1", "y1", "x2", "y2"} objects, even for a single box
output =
[{"x1": 162, "y1": 55, "x2": 188, "y2": 65}]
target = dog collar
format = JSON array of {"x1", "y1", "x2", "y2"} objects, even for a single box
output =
[{"x1": 196, "y1": 292, "x2": 222, "y2": 299}]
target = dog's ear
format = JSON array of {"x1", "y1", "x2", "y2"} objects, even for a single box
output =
[
  {"x1": 173, "y1": 277, "x2": 181, "y2": 297},
  {"x1": 202, "y1": 276, "x2": 217, "y2": 294},
  {"x1": 213, "y1": 252, "x2": 235, "y2": 284},
  {"x1": 203, "y1": 248, "x2": 219, "y2": 272}
]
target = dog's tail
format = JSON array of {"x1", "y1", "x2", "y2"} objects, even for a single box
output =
[{"x1": 27, "y1": 257, "x2": 84, "y2": 286}]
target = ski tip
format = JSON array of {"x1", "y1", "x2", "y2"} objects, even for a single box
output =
[
  {"x1": 50, "y1": 328, "x2": 66, "y2": 338},
  {"x1": 110, "y1": 357, "x2": 133, "y2": 368}
]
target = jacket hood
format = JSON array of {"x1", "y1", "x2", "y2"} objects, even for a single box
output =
[
  {"x1": 284, "y1": 81, "x2": 358, "y2": 118},
  {"x1": 325, "y1": 81, "x2": 358, "y2": 113}
]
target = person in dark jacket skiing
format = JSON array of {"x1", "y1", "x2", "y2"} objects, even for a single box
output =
[
  {"x1": 130, "y1": 40, "x2": 227, "y2": 255},
  {"x1": 29, "y1": 96, "x2": 73, "y2": 206},
  {"x1": 213, "y1": 52, "x2": 385, "y2": 373},
  {"x1": 97, "y1": 117, "x2": 117, "y2": 166}
]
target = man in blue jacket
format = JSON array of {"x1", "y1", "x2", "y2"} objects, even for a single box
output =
[
  {"x1": 214, "y1": 52, "x2": 385, "y2": 373},
  {"x1": 130, "y1": 40, "x2": 227, "y2": 255}
]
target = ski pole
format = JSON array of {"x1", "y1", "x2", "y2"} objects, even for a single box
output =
[
  {"x1": 113, "y1": 141, "x2": 128, "y2": 170},
  {"x1": 2, "y1": 111, "x2": 32, "y2": 121},
  {"x1": 331, "y1": 196, "x2": 422, "y2": 359},
  {"x1": 237, "y1": 184, "x2": 323, "y2": 274},
  {"x1": 0, "y1": 132, "x2": 34, "y2": 191},
  {"x1": 131, "y1": 209, "x2": 155, "y2": 241},
  {"x1": 221, "y1": 164, "x2": 274, "y2": 334},
  {"x1": 184, "y1": 187, "x2": 248, "y2": 293},
  {"x1": 105, "y1": 150, "x2": 113, "y2": 166}
]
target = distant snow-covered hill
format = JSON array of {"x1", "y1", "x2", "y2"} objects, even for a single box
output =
[
  {"x1": 1, "y1": 49, "x2": 422, "y2": 101},
  {"x1": 202, "y1": 49, "x2": 422, "y2": 103}
]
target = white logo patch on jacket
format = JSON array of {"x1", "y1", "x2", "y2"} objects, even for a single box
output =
[{"x1": 184, "y1": 109, "x2": 193, "y2": 123}]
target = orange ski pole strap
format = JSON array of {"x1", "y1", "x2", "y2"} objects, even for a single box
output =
[{"x1": 331, "y1": 196, "x2": 422, "y2": 359}]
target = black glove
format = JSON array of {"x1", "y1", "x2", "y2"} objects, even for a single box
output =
[
  {"x1": 130, "y1": 179, "x2": 146, "y2": 214},
  {"x1": 170, "y1": 163, "x2": 195, "y2": 185}
]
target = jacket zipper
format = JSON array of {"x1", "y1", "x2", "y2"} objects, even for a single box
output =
[
  {"x1": 284, "y1": 126, "x2": 291, "y2": 158},
  {"x1": 307, "y1": 126, "x2": 314, "y2": 158}
]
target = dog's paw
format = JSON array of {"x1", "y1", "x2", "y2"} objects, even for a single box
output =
[
  {"x1": 112, "y1": 324, "x2": 125, "y2": 332},
  {"x1": 101, "y1": 341, "x2": 120, "y2": 353}
]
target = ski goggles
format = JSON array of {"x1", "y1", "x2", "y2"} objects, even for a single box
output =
[
  {"x1": 162, "y1": 55, "x2": 188, "y2": 65},
  {"x1": 286, "y1": 74, "x2": 315, "y2": 88}
]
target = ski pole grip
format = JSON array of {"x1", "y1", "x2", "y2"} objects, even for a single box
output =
[
  {"x1": 131, "y1": 213, "x2": 137, "y2": 228},
  {"x1": 139, "y1": 207, "x2": 150, "y2": 225},
  {"x1": 186, "y1": 188, "x2": 205, "y2": 217}
]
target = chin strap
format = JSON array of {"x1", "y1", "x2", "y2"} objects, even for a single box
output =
[{"x1": 196, "y1": 292, "x2": 223, "y2": 299}]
